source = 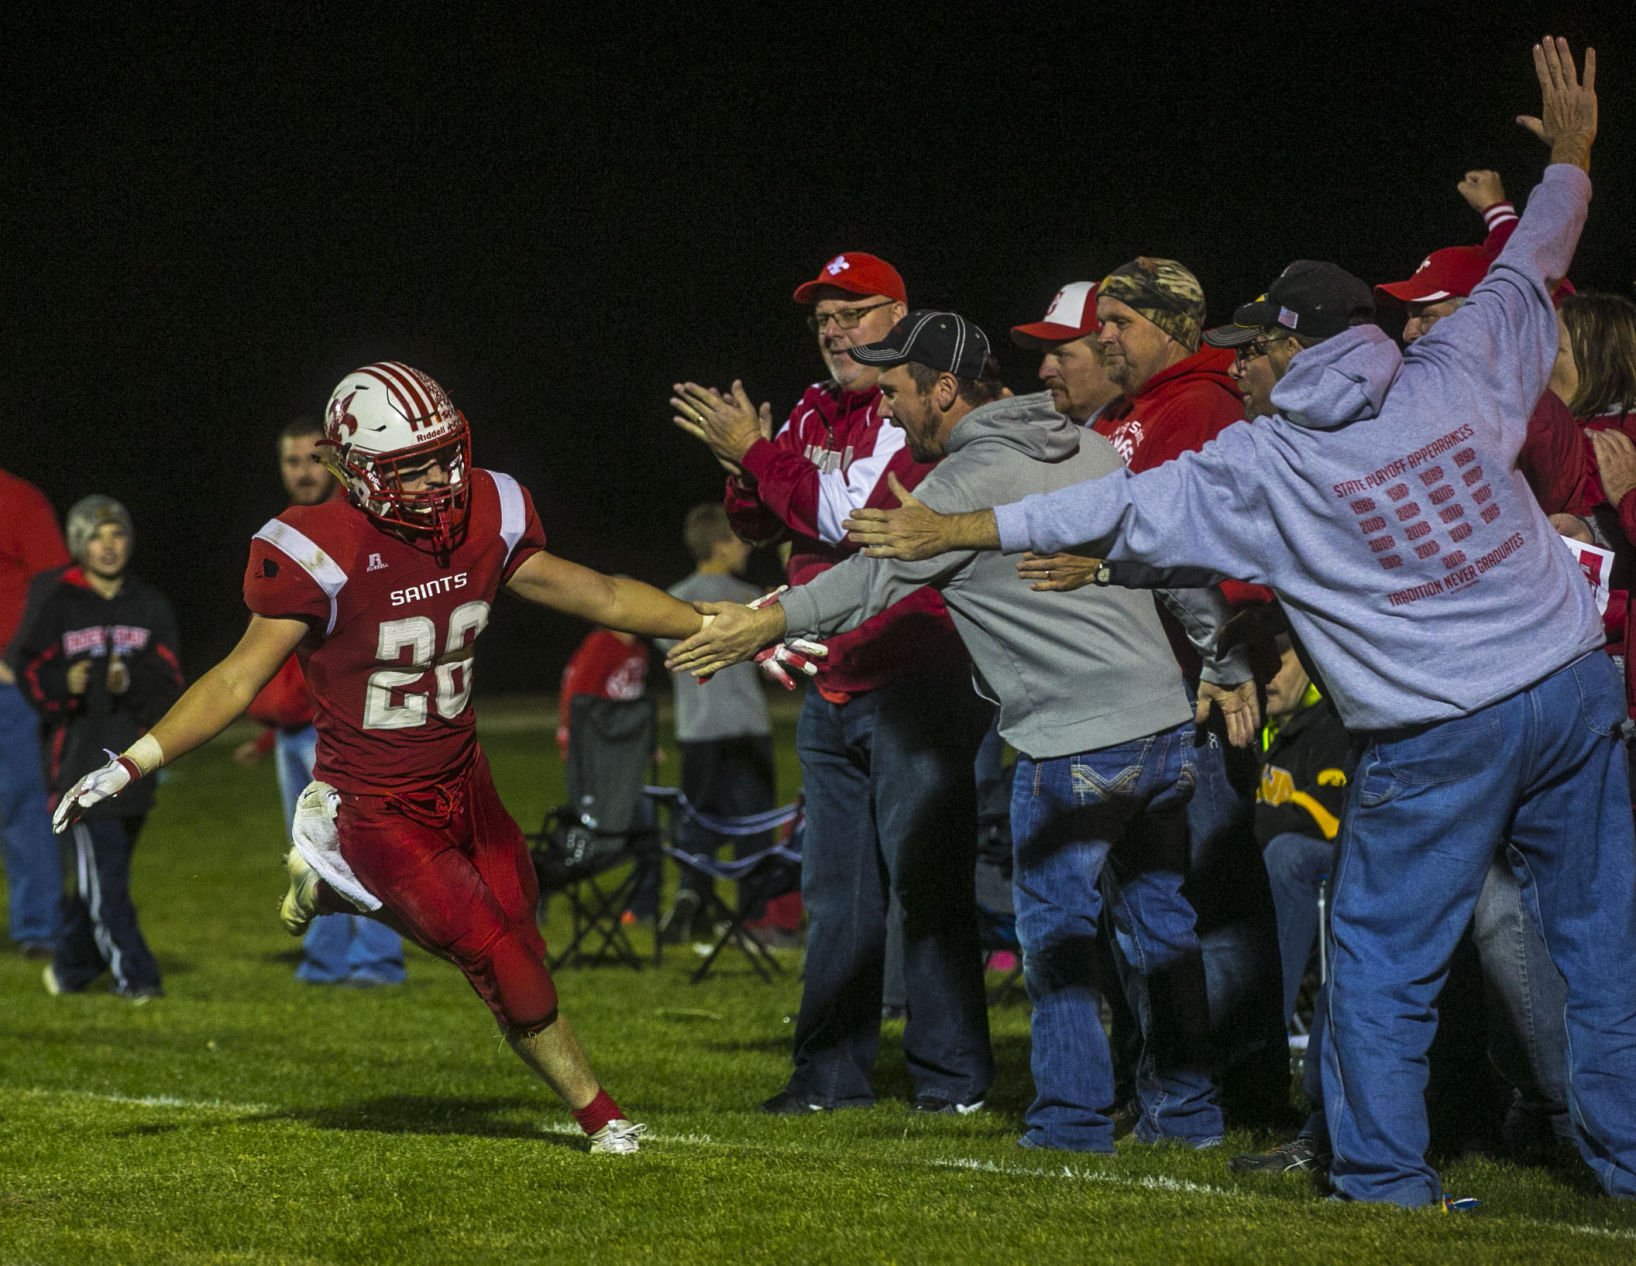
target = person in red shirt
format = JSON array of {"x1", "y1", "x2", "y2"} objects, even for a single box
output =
[
  {"x1": 233, "y1": 417, "x2": 405, "y2": 987},
  {"x1": 0, "y1": 468, "x2": 70, "y2": 954},
  {"x1": 51, "y1": 361, "x2": 713, "y2": 1154},
  {"x1": 669, "y1": 254, "x2": 994, "y2": 1117},
  {"x1": 1046, "y1": 256, "x2": 1289, "y2": 1124},
  {"x1": 555, "y1": 628, "x2": 649, "y2": 764}
]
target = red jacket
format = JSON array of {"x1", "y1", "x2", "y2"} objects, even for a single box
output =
[
  {"x1": 0, "y1": 469, "x2": 69, "y2": 653},
  {"x1": 726, "y1": 381, "x2": 965, "y2": 699},
  {"x1": 1095, "y1": 348, "x2": 1275, "y2": 673}
]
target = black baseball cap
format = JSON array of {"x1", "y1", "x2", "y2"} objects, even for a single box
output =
[
  {"x1": 1203, "y1": 261, "x2": 1375, "y2": 347},
  {"x1": 849, "y1": 310, "x2": 993, "y2": 378}
]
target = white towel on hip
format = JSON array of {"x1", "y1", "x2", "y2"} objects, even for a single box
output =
[{"x1": 291, "y1": 781, "x2": 382, "y2": 913}]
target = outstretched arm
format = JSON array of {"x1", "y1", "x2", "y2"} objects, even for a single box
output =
[
  {"x1": 506, "y1": 550, "x2": 705, "y2": 640},
  {"x1": 54, "y1": 614, "x2": 307, "y2": 831},
  {"x1": 843, "y1": 472, "x2": 1000, "y2": 561}
]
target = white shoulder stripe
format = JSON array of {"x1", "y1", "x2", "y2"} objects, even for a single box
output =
[
  {"x1": 254, "y1": 519, "x2": 349, "y2": 635},
  {"x1": 488, "y1": 470, "x2": 527, "y2": 564}
]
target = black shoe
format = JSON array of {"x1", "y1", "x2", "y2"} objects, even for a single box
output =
[
  {"x1": 115, "y1": 984, "x2": 165, "y2": 1005},
  {"x1": 760, "y1": 1089, "x2": 828, "y2": 1116},
  {"x1": 17, "y1": 941, "x2": 54, "y2": 960},
  {"x1": 911, "y1": 1093, "x2": 986, "y2": 1116},
  {"x1": 1228, "y1": 1135, "x2": 1331, "y2": 1175}
]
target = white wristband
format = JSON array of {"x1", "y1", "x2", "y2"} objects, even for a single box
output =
[{"x1": 123, "y1": 733, "x2": 166, "y2": 777}]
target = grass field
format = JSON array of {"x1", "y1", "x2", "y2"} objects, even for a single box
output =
[{"x1": 3, "y1": 697, "x2": 1634, "y2": 1264}]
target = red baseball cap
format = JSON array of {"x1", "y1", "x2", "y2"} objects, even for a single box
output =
[
  {"x1": 1012, "y1": 281, "x2": 1100, "y2": 348},
  {"x1": 1375, "y1": 247, "x2": 1490, "y2": 304},
  {"x1": 792, "y1": 252, "x2": 907, "y2": 305}
]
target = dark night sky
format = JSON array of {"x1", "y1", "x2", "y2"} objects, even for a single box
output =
[{"x1": 7, "y1": 9, "x2": 1631, "y2": 689}]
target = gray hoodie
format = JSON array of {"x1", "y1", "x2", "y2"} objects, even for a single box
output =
[
  {"x1": 778, "y1": 392, "x2": 1243, "y2": 759},
  {"x1": 995, "y1": 164, "x2": 1599, "y2": 733}
]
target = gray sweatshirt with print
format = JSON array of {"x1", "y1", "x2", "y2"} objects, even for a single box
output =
[
  {"x1": 994, "y1": 164, "x2": 1600, "y2": 733},
  {"x1": 778, "y1": 392, "x2": 1246, "y2": 760}
]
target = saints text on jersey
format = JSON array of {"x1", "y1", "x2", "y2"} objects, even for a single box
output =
[{"x1": 390, "y1": 573, "x2": 469, "y2": 607}]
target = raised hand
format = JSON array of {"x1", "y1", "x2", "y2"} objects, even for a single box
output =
[
  {"x1": 670, "y1": 379, "x2": 773, "y2": 471},
  {"x1": 1516, "y1": 36, "x2": 1596, "y2": 171},
  {"x1": 1457, "y1": 169, "x2": 1506, "y2": 212},
  {"x1": 1592, "y1": 428, "x2": 1636, "y2": 505}
]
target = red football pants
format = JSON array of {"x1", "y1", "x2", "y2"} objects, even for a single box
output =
[{"x1": 332, "y1": 749, "x2": 556, "y2": 1031}]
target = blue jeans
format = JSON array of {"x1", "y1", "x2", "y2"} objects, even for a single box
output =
[
  {"x1": 1472, "y1": 856, "x2": 1571, "y2": 1148},
  {"x1": 1322, "y1": 653, "x2": 1636, "y2": 1205},
  {"x1": 786, "y1": 672, "x2": 993, "y2": 1107},
  {"x1": 277, "y1": 728, "x2": 405, "y2": 986},
  {"x1": 0, "y1": 682, "x2": 61, "y2": 946},
  {"x1": 1013, "y1": 722, "x2": 1222, "y2": 1151},
  {"x1": 1263, "y1": 830, "x2": 1336, "y2": 1024},
  {"x1": 1184, "y1": 726, "x2": 1290, "y2": 1120}
]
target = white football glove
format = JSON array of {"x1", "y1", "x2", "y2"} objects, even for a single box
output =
[
  {"x1": 52, "y1": 750, "x2": 140, "y2": 834},
  {"x1": 755, "y1": 639, "x2": 829, "y2": 689},
  {"x1": 743, "y1": 585, "x2": 827, "y2": 688}
]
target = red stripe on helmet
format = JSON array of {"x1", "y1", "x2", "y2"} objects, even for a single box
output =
[{"x1": 362, "y1": 362, "x2": 433, "y2": 421}]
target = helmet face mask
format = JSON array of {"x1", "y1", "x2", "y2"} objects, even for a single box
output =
[{"x1": 322, "y1": 362, "x2": 473, "y2": 556}]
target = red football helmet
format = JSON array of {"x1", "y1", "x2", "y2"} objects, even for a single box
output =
[{"x1": 322, "y1": 362, "x2": 472, "y2": 555}]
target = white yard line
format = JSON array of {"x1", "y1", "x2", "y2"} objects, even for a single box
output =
[{"x1": 21, "y1": 1087, "x2": 1636, "y2": 1242}]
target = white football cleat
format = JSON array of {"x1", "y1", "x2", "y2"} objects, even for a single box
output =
[
  {"x1": 587, "y1": 1119, "x2": 646, "y2": 1155},
  {"x1": 279, "y1": 847, "x2": 322, "y2": 936}
]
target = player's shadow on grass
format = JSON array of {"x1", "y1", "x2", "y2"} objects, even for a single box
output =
[{"x1": 260, "y1": 1095, "x2": 586, "y2": 1148}]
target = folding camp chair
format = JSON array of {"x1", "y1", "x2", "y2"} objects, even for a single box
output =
[
  {"x1": 648, "y1": 789, "x2": 804, "y2": 984},
  {"x1": 530, "y1": 695, "x2": 662, "y2": 970}
]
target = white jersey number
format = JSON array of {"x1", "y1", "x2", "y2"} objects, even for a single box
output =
[{"x1": 362, "y1": 601, "x2": 490, "y2": 730}]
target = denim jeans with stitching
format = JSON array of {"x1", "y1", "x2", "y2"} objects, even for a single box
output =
[
  {"x1": 1012, "y1": 721, "x2": 1222, "y2": 1151},
  {"x1": 1322, "y1": 653, "x2": 1636, "y2": 1206}
]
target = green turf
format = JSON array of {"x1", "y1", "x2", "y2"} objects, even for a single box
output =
[{"x1": 3, "y1": 699, "x2": 1633, "y2": 1264}]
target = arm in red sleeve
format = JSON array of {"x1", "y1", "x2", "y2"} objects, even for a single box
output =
[
  {"x1": 1480, "y1": 202, "x2": 1519, "y2": 258},
  {"x1": 1519, "y1": 390, "x2": 1594, "y2": 515}
]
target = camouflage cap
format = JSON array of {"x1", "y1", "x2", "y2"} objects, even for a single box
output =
[{"x1": 1098, "y1": 256, "x2": 1206, "y2": 352}]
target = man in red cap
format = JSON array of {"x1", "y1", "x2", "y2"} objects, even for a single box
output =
[
  {"x1": 1011, "y1": 281, "x2": 1122, "y2": 429},
  {"x1": 670, "y1": 254, "x2": 993, "y2": 1117}
]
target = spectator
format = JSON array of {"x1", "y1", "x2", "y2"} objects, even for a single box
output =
[
  {"x1": 234, "y1": 418, "x2": 405, "y2": 987},
  {"x1": 1077, "y1": 254, "x2": 1291, "y2": 1124},
  {"x1": 656, "y1": 504, "x2": 779, "y2": 946},
  {"x1": 1011, "y1": 282, "x2": 1122, "y2": 427},
  {"x1": 835, "y1": 41, "x2": 1636, "y2": 1206},
  {"x1": 15, "y1": 496, "x2": 182, "y2": 1000},
  {"x1": 1254, "y1": 636, "x2": 1348, "y2": 1025},
  {"x1": 670, "y1": 253, "x2": 993, "y2": 1117},
  {"x1": 0, "y1": 468, "x2": 69, "y2": 956},
  {"x1": 669, "y1": 310, "x2": 1257, "y2": 1150}
]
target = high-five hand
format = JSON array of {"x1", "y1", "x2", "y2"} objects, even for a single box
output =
[{"x1": 1516, "y1": 36, "x2": 1596, "y2": 171}]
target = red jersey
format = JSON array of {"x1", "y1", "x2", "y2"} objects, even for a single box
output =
[
  {"x1": 555, "y1": 629, "x2": 649, "y2": 761},
  {"x1": 242, "y1": 469, "x2": 545, "y2": 796}
]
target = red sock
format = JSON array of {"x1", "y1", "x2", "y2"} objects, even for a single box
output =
[{"x1": 571, "y1": 1088, "x2": 623, "y2": 1136}]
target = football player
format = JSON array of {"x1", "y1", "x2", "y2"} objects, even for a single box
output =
[{"x1": 51, "y1": 361, "x2": 714, "y2": 1155}]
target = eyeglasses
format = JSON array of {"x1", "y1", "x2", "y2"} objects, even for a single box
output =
[
  {"x1": 806, "y1": 300, "x2": 895, "y2": 333},
  {"x1": 1233, "y1": 335, "x2": 1285, "y2": 369}
]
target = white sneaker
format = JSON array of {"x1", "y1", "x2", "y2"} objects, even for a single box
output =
[
  {"x1": 279, "y1": 848, "x2": 321, "y2": 936},
  {"x1": 587, "y1": 1118, "x2": 646, "y2": 1155}
]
